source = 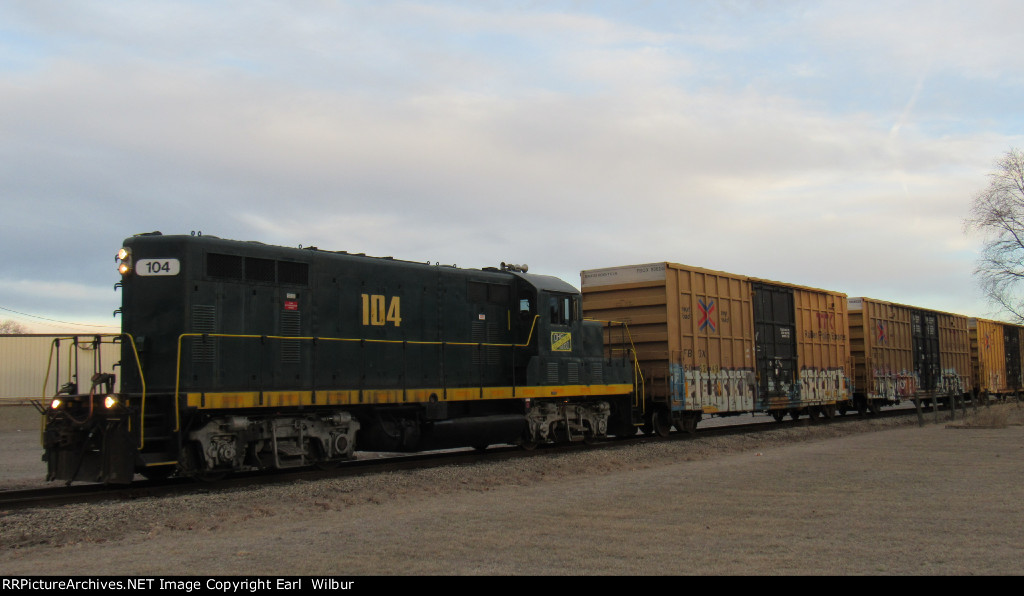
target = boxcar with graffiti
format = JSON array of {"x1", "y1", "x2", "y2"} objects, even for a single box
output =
[
  {"x1": 580, "y1": 262, "x2": 851, "y2": 434},
  {"x1": 847, "y1": 298, "x2": 972, "y2": 412},
  {"x1": 969, "y1": 317, "x2": 1024, "y2": 400}
]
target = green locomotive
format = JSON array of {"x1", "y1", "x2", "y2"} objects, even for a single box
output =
[{"x1": 43, "y1": 233, "x2": 637, "y2": 483}]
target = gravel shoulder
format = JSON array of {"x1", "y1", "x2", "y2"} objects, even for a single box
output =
[{"x1": 1, "y1": 405, "x2": 1023, "y2": 575}]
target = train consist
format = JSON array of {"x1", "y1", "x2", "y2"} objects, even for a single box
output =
[{"x1": 40, "y1": 233, "x2": 1020, "y2": 484}]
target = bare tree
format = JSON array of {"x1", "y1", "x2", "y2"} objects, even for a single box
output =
[
  {"x1": 966, "y1": 148, "x2": 1024, "y2": 322},
  {"x1": 0, "y1": 319, "x2": 29, "y2": 334}
]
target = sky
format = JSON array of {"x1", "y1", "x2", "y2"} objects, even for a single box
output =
[{"x1": 1, "y1": 0, "x2": 1022, "y2": 333}]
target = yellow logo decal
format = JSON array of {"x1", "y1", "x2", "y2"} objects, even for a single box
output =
[{"x1": 551, "y1": 332, "x2": 572, "y2": 352}]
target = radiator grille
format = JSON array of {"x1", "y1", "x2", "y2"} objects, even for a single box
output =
[
  {"x1": 280, "y1": 311, "x2": 301, "y2": 363},
  {"x1": 471, "y1": 320, "x2": 500, "y2": 365},
  {"x1": 191, "y1": 305, "x2": 217, "y2": 363},
  {"x1": 546, "y1": 362, "x2": 559, "y2": 384}
]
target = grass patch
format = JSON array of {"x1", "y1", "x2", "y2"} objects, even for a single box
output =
[{"x1": 954, "y1": 402, "x2": 1024, "y2": 428}]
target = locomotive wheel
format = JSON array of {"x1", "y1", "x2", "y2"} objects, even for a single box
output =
[
  {"x1": 179, "y1": 444, "x2": 227, "y2": 483},
  {"x1": 311, "y1": 442, "x2": 343, "y2": 470}
]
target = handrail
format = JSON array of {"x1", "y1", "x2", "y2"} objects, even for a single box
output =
[
  {"x1": 40, "y1": 333, "x2": 146, "y2": 440},
  {"x1": 584, "y1": 318, "x2": 645, "y2": 415},
  {"x1": 172, "y1": 315, "x2": 541, "y2": 432}
]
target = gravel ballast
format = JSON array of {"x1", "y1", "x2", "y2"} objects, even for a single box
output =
[{"x1": 1, "y1": 404, "x2": 1022, "y2": 575}]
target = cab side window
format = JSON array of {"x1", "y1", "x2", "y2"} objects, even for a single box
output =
[{"x1": 549, "y1": 294, "x2": 575, "y2": 325}]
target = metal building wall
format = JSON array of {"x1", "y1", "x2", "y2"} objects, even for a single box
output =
[{"x1": 0, "y1": 335, "x2": 120, "y2": 401}]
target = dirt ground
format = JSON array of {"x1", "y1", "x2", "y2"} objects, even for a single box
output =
[{"x1": 1, "y1": 404, "x2": 1023, "y2": 576}]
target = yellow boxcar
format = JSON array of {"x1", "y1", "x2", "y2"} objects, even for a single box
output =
[
  {"x1": 848, "y1": 298, "x2": 971, "y2": 412},
  {"x1": 969, "y1": 318, "x2": 1023, "y2": 399},
  {"x1": 581, "y1": 262, "x2": 851, "y2": 432}
]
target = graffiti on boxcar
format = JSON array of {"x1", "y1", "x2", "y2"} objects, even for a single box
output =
[
  {"x1": 670, "y1": 364, "x2": 756, "y2": 409},
  {"x1": 938, "y1": 369, "x2": 965, "y2": 395},
  {"x1": 871, "y1": 368, "x2": 919, "y2": 400},
  {"x1": 798, "y1": 367, "x2": 848, "y2": 401},
  {"x1": 763, "y1": 358, "x2": 794, "y2": 396},
  {"x1": 987, "y1": 371, "x2": 1002, "y2": 391}
]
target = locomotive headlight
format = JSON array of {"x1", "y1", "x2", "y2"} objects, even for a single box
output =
[
  {"x1": 116, "y1": 247, "x2": 132, "y2": 275},
  {"x1": 104, "y1": 395, "x2": 119, "y2": 409},
  {"x1": 50, "y1": 398, "x2": 63, "y2": 410}
]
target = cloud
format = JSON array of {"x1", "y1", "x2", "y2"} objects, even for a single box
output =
[{"x1": 0, "y1": 1, "x2": 1022, "y2": 323}]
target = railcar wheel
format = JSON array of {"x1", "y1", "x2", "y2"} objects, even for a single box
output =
[
  {"x1": 823, "y1": 405, "x2": 836, "y2": 419},
  {"x1": 772, "y1": 410, "x2": 785, "y2": 423},
  {"x1": 789, "y1": 409, "x2": 800, "y2": 421},
  {"x1": 651, "y1": 410, "x2": 671, "y2": 438},
  {"x1": 868, "y1": 401, "x2": 881, "y2": 416},
  {"x1": 675, "y1": 415, "x2": 698, "y2": 434}
]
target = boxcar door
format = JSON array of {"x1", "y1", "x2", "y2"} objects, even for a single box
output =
[
  {"x1": 911, "y1": 310, "x2": 940, "y2": 392},
  {"x1": 1003, "y1": 324, "x2": 1022, "y2": 391},
  {"x1": 752, "y1": 283, "x2": 797, "y2": 402}
]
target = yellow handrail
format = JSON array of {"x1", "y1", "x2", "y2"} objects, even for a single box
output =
[
  {"x1": 40, "y1": 333, "x2": 146, "y2": 443},
  {"x1": 584, "y1": 318, "x2": 645, "y2": 415}
]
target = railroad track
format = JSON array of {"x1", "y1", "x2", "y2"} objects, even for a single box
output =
[{"x1": 0, "y1": 406, "x2": 935, "y2": 511}]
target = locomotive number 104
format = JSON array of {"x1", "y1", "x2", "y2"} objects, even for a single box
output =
[{"x1": 361, "y1": 294, "x2": 402, "y2": 327}]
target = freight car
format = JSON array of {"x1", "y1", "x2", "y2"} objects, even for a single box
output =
[
  {"x1": 847, "y1": 298, "x2": 972, "y2": 413},
  {"x1": 42, "y1": 233, "x2": 637, "y2": 484},
  {"x1": 969, "y1": 317, "x2": 1024, "y2": 402},
  {"x1": 580, "y1": 262, "x2": 852, "y2": 434}
]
